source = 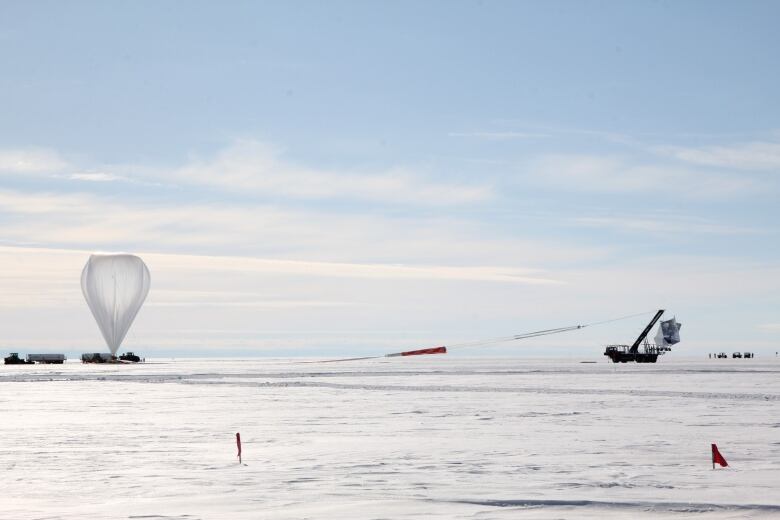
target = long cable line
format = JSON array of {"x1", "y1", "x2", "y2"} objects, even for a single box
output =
[
  {"x1": 422, "y1": 309, "x2": 657, "y2": 353},
  {"x1": 306, "y1": 309, "x2": 657, "y2": 363}
]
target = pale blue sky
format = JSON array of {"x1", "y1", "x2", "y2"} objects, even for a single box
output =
[{"x1": 1, "y1": 1, "x2": 779, "y2": 357}]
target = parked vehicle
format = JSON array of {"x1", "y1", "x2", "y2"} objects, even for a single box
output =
[
  {"x1": 26, "y1": 353, "x2": 66, "y2": 364},
  {"x1": 119, "y1": 352, "x2": 141, "y2": 363},
  {"x1": 81, "y1": 352, "x2": 113, "y2": 363},
  {"x1": 4, "y1": 352, "x2": 34, "y2": 365}
]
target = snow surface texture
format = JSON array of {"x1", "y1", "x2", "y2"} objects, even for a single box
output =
[{"x1": 2, "y1": 358, "x2": 779, "y2": 519}]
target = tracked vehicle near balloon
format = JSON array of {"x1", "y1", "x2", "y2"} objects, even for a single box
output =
[
  {"x1": 119, "y1": 352, "x2": 142, "y2": 362},
  {"x1": 81, "y1": 352, "x2": 112, "y2": 363},
  {"x1": 81, "y1": 351, "x2": 143, "y2": 363}
]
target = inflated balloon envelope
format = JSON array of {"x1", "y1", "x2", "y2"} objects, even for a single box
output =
[{"x1": 81, "y1": 254, "x2": 151, "y2": 355}]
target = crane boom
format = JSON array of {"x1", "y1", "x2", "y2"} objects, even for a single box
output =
[{"x1": 629, "y1": 309, "x2": 665, "y2": 353}]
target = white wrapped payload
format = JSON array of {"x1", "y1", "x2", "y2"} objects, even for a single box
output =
[{"x1": 655, "y1": 317, "x2": 682, "y2": 347}]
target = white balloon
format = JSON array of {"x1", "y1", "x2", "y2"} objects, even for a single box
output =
[{"x1": 81, "y1": 254, "x2": 151, "y2": 355}]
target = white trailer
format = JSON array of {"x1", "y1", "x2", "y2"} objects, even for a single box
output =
[{"x1": 26, "y1": 353, "x2": 66, "y2": 364}]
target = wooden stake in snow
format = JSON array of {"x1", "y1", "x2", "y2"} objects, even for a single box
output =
[{"x1": 236, "y1": 432, "x2": 242, "y2": 464}]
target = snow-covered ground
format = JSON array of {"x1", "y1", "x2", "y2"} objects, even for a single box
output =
[{"x1": 2, "y1": 357, "x2": 779, "y2": 519}]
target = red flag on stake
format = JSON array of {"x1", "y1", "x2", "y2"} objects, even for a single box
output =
[
  {"x1": 711, "y1": 443, "x2": 728, "y2": 468},
  {"x1": 236, "y1": 432, "x2": 242, "y2": 464}
]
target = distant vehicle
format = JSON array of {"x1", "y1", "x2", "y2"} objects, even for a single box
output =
[
  {"x1": 119, "y1": 352, "x2": 141, "y2": 363},
  {"x1": 4, "y1": 352, "x2": 34, "y2": 365},
  {"x1": 732, "y1": 352, "x2": 742, "y2": 358},
  {"x1": 744, "y1": 352, "x2": 754, "y2": 358},
  {"x1": 716, "y1": 352, "x2": 728, "y2": 358},
  {"x1": 81, "y1": 352, "x2": 143, "y2": 363},
  {"x1": 26, "y1": 353, "x2": 66, "y2": 364},
  {"x1": 81, "y1": 353, "x2": 113, "y2": 363}
]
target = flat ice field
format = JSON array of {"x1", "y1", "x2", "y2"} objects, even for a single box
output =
[{"x1": 2, "y1": 358, "x2": 779, "y2": 519}]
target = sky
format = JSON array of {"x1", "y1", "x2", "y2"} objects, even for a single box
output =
[{"x1": 1, "y1": 1, "x2": 779, "y2": 358}]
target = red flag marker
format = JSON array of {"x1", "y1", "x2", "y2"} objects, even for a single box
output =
[
  {"x1": 236, "y1": 432, "x2": 242, "y2": 464},
  {"x1": 711, "y1": 443, "x2": 728, "y2": 468}
]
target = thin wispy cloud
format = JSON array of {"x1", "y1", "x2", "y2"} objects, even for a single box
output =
[
  {"x1": 485, "y1": 122, "x2": 643, "y2": 147},
  {"x1": 1, "y1": 142, "x2": 493, "y2": 206},
  {"x1": 146, "y1": 298, "x2": 355, "y2": 309},
  {"x1": 0, "y1": 245, "x2": 563, "y2": 312},
  {"x1": 571, "y1": 214, "x2": 764, "y2": 236},
  {"x1": 657, "y1": 140, "x2": 780, "y2": 171},
  {"x1": 143, "y1": 249, "x2": 562, "y2": 284},
  {"x1": 526, "y1": 154, "x2": 757, "y2": 197},
  {"x1": 0, "y1": 190, "x2": 92, "y2": 215},
  {"x1": 447, "y1": 131, "x2": 550, "y2": 140},
  {"x1": 67, "y1": 172, "x2": 127, "y2": 182},
  {"x1": 0, "y1": 148, "x2": 69, "y2": 174},
  {"x1": 173, "y1": 140, "x2": 492, "y2": 205},
  {"x1": 0, "y1": 187, "x2": 593, "y2": 266}
]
